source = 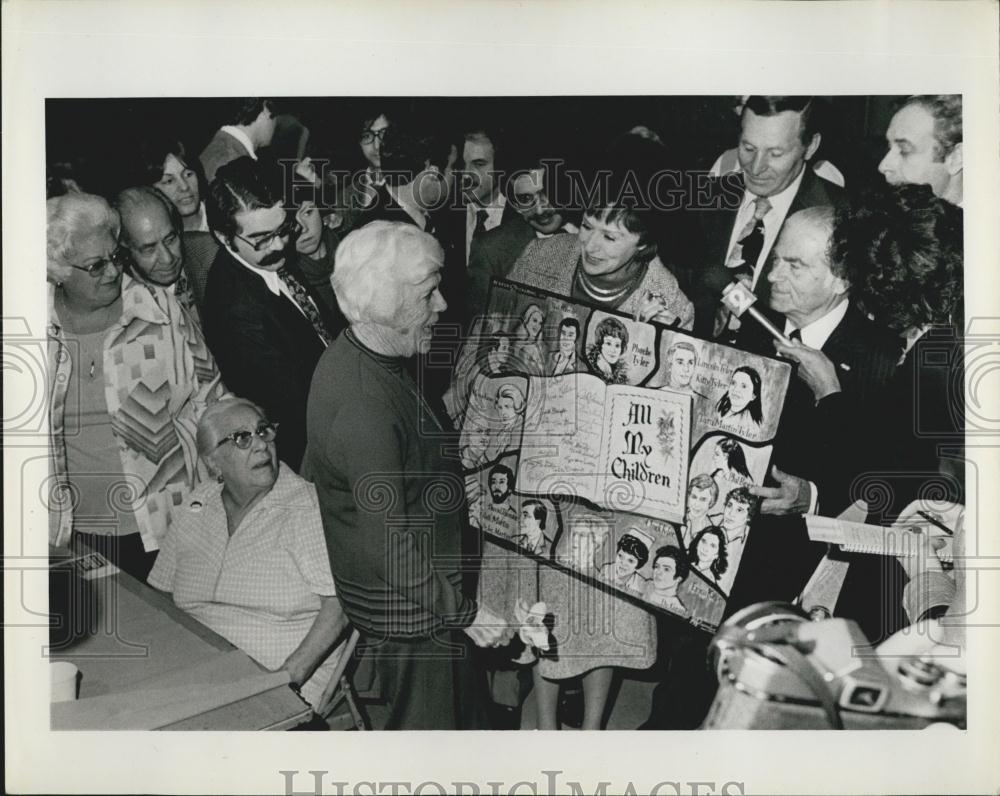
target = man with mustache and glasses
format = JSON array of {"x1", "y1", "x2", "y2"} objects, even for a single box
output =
[
  {"x1": 203, "y1": 157, "x2": 344, "y2": 472},
  {"x1": 467, "y1": 151, "x2": 574, "y2": 320}
]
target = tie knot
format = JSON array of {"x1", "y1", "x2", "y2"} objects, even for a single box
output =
[
  {"x1": 752, "y1": 196, "x2": 772, "y2": 220},
  {"x1": 789, "y1": 328, "x2": 802, "y2": 342}
]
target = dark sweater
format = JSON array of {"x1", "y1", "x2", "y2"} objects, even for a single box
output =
[{"x1": 302, "y1": 329, "x2": 478, "y2": 638}]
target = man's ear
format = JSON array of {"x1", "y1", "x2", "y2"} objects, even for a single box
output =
[
  {"x1": 804, "y1": 132, "x2": 822, "y2": 162},
  {"x1": 831, "y1": 273, "x2": 849, "y2": 299},
  {"x1": 945, "y1": 142, "x2": 963, "y2": 176}
]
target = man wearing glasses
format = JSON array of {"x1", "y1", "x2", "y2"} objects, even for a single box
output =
[{"x1": 202, "y1": 157, "x2": 344, "y2": 472}]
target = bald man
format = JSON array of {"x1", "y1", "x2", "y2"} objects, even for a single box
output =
[
  {"x1": 116, "y1": 185, "x2": 203, "y2": 321},
  {"x1": 879, "y1": 95, "x2": 963, "y2": 207}
]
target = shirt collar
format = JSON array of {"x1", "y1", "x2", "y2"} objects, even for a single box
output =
[
  {"x1": 219, "y1": 125, "x2": 257, "y2": 160},
  {"x1": 741, "y1": 164, "x2": 808, "y2": 220},
  {"x1": 783, "y1": 297, "x2": 849, "y2": 349},
  {"x1": 468, "y1": 194, "x2": 506, "y2": 222},
  {"x1": 227, "y1": 246, "x2": 283, "y2": 296}
]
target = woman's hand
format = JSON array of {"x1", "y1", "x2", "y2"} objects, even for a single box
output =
[{"x1": 633, "y1": 290, "x2": 676, "y2": 325}]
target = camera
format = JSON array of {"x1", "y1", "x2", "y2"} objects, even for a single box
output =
[{"x1": 703, "y1": 602, "x2": 966, "y2": 729}]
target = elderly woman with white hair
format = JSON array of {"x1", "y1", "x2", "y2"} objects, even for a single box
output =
[
  {"x1": 148, "y1": 398, "x2": 348, "y2": 709},
  {"x1": 47, "y1": 192, "x2": 224, "y2": 580},
  {"x1": 302, "y1": 220, "x2": 507, "y2": 729}
]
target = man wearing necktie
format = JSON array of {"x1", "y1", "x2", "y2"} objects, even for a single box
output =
[
  {"x1": 690, "y1": 96, "x2": 846, "y2": 339},
  {"x1": 463, "y1": 128, "x2": 505, "y2": 263},
  {"x1": 727, "y1": 206, "x2": 901, "y2": 614},
  {"x1": 202, "y1": 157, "x2": 345, "y2": 472},
  {"x1": 467, "y1": 153, "x2": 574, "y2": 319}
]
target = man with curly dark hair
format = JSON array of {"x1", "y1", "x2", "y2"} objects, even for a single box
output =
[{"x1": 770, "y1": 184, "x2": 963, "y2": 642}]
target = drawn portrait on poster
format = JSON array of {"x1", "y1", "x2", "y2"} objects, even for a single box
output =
[
  {"x1": 584, "y1": 310, "x2": 658, "y2": 386},
  {"x1": 460, "y1": 377, "x2": 529, "y2": 470},
  {"x1": 455, "y1": 279, "x2": 792, "y2": 633}
]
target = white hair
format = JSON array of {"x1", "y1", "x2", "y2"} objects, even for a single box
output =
[
  {"x1": 332, "y1": 221, "x2": 443, "y2": 326},
  {"x1": 195, "y1": 396, "x2": 265, "y2": 460},
  {"x1": 47, "y1": 193, "x2": 121, "y2": 283}
]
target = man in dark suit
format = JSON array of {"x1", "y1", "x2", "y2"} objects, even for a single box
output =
[
  {"x1": 467, "y1": 158, "x2": 571, "y2": 320},
  {"x1": 690, "y1": 96, "x2": 846, "y2": 339},
  {"x1": 732, "y1": 206, "x2": 901, "y2": 607},
  {"x1": 202, "y1": 157, "x2": 344, "y2": 472},
  {"x1": 644, "y1": 207, "x2": 900, "y2": 730}
]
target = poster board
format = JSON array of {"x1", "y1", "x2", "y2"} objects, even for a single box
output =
[{"x1": 454, "y1": 278, "x2": 793, "y2": 632}]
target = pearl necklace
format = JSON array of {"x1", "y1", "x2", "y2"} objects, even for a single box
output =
[{"x1": 573, "y1": 259, "x2": 647, "y2": 307}]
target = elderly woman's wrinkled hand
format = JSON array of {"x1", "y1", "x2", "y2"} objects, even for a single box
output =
[{"x1": 464, "y1": 603, "x2": 509, "y2": 648}]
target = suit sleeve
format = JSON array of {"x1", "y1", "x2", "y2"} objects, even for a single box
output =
[
  {"x1": 207, "y1": 301, "x2": 311, "y2": 470},
  {"x1": 467, "y1": 237, "x2": 498, "y2": 321}
]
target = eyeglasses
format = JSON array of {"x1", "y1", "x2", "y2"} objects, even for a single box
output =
[
  {"x1": 68, "y1": 247, "x2": 129, "y2": 277},
  {"x1": 234, "y1": 219, "x2": 300, "y2": 252},
  {"x1": 216, "y1": 421, "x2": 279, "y2": 450},
  {"x1": 360, "y1": 128, "x2": 388, "y2": 145}
]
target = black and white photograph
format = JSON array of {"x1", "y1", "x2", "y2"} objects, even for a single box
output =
[{"x1": 4, "y1": 1, "x2": 999, "y2": 795}]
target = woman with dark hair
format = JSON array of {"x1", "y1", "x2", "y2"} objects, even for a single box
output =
[
  {"x1": 507, "y1": 155, "x2": 694, "y2": 330},
  {"x1": 715, "y1": 365, "x2": 763, "y2": 427},
  {"x1": 687, "y1": 526, "x2": 729, "y2": 588},
  {"x1": 133, "y1": 133, "x2": 209, "y2": 232},
  {"x1": 772, "y1": 183, "x2": 963, "y2": 641},
  {"x1": 587, "y1": 316, "x2": 630, "y2": 383},
  {"x1": 779, "y1": 183, "x2": 964, "y2": 514},
  {"x1": 599, "y1": 530, "x2": 651, "y2": 596},
  {"x1": 711, "y1": 437, "x2": 753, "y2": 485}
]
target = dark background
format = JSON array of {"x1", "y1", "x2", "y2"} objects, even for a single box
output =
[{"x1": 46, "y1": 95, "x2": 904, "y2": 199}]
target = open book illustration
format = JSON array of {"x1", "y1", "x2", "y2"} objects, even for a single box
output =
[
  {"x1": 466, "y1": 372, "x2": 692, "y2": 524},
  {"x1": 457, "y1": 278, "x2": 792, "y2": 633}
]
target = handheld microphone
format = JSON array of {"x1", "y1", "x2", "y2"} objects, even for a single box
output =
[{"x1": 719, "y1": 279, "x2": 793, "y2": 347}]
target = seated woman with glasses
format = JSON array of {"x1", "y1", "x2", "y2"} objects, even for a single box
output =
[
  {"x1": 148, "y1": 398, "x2": 349, "y2": 709},
  {"x1": 47, "y1": 192, "x2": 225, "y2": 580}
]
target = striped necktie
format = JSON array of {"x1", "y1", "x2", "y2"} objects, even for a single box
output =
[{"x1": 726, "y1": 195, "x2": 773, "y2": 281}]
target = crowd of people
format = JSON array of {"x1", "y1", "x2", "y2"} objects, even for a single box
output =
[{"x1": 46, "y1": 94, "x2": 965, "y2": 730}]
